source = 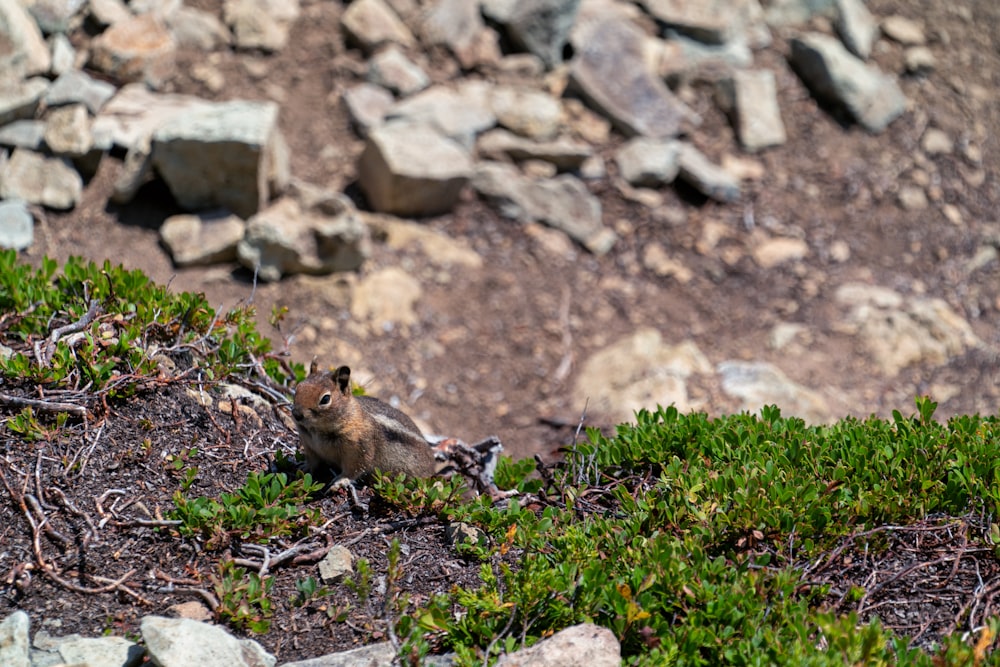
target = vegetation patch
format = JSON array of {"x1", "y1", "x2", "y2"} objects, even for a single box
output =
[{"x1": 2, "y1": 253, "x2": 1000, "y2": 665}]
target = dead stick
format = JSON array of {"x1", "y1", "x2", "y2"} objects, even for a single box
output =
[{"x1": 0, "y1": 392, "x2": 87, "y2": 417}]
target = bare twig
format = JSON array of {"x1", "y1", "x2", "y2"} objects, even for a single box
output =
[{"x1": 0, "y1": 392, "x2": 87, "y2": 417}]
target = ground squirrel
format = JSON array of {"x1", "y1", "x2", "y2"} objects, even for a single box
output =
[{"x1": 291, "y1": 361, "x2": 437, "y2": 484}]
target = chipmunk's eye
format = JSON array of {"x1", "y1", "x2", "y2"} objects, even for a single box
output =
[{"x1": 319, "y1": 393, "x2": 331, "y2": 406}]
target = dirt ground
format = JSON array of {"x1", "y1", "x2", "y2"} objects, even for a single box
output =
[
  {"x1": 20, "y1": 0, "x2": 1000, "y2": 463},
  {"x1": 4, "y1": 0, "x2": 1000, "y2": 661}
]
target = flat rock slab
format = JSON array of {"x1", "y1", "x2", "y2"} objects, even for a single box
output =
[
  {"x1": 569, "y1": 19, "x2": 699, "y2": 138},
  {"x1": 789, "y1": 32, "x2": 906, "y2": 133},
  {"x1": 93, "y1": 84, "x2": 213, "y2": 151},
  {"x1": 160, "y1": 212, "x2": 246, "y2": 267},
  {"x1": 152, "y1": 99, "x2": 288, "y2": 218}
]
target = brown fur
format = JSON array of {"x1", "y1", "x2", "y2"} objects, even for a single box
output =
[{"x1": 291, "y1": 362, "x2": 436, "y2": 482}]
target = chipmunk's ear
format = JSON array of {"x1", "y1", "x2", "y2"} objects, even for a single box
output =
[
  {"x1": 334, "y1": 366, "x2": 352, "y2": 395},
  {"x1": 309, "y1": 357, "x2": 320, "y2": 376}
]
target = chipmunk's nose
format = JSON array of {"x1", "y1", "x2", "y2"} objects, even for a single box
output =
[{"x1": 291, "y1": 406, "x2": 303, "y2": 421}]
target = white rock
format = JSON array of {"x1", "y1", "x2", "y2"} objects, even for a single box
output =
[
  {"x1": 44, "y1": 104, "x2": 93, "y2": 157},
  {"x1": 0, "y1": 200, "x2": 34, "y2": 250},
  {"x1": 726, "y1": 69, "x2": 786, "y2": 152},
  {"x1": 341, "y1": 0, "x2": 416, "y2": 54},
  {"x1": 358, "y1": 121, "x2": 473, "y2": 216},
  {"x1": 318, "y1": 545, "x2": 354, "y2": 583},
  {"x1": 834, "y1": 0, "x2": 877, "y2": 59},
  {"x1": 386, "y1": 83, "x2": 496, "y2": 149},
  {"x1": 93, "y1": 84, "x2": 213, "y2": 151},
  {"x1": 614, "y1": 137, "x2": 680, "y2": 187},
  {"x1": 0, "y1": 611, "x2": 30, "y2": 667},
  {"x1": 342, "y1": 83, "x2": 394, "y2": 136},
  {"x1": 141, "y1": 616, "x2": 276, "y2": 667},
  {"x1": 57, "y1": 636, "x2": 144, "y2": 667},
  {"x1": 0, "y1": 148, "x2": 82, "y2": 210},
  {"x1": 49, "y1": 33, "x2": 75, "y2": 75},
  {"x1": 0, "y1": 0, "x2": 52, "y2": 77},
  {"x1": 166, "y1": 6, "x2": 233, "y2": 50},
  {"x1": 881, "y1": 15, "x2": 925, "y2": 45},
  {"x1": 490, "y1": 85, "x2": 562, "y2": 140},
  {"x1": 367, "y1": 46, "x2": 429, "y2": 96},
  {"x1": 496, "y1": 623, "x2": 620, "y2": 667}
]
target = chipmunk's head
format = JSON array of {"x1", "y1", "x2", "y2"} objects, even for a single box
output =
[{"x1": 291, "y1": 361, "x2": 353, "y2": 429}]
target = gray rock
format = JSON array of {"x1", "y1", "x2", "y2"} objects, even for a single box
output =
[
  {"x1": 0, "y1": 0, "x2": 52, "y2": 78},
  {"x1": 0, "y1": 78, "x2": 49, "y2": 126},
  {"x1": 0, "y1": 148, "x2": 82, "y2": 209},
  {"x1": 481, "y1": 0, "x2": 518, "y2": 23},
  {"x1": 28, "y1": 0, "x2": 87, "y2": 34},
  {"x1": 789, "y1": 32, "x2": 906, "y2": 133},
  {"x1": 496, "y1": 624, "x2": 620, "y2": 667},
  {"x1": 722, "y1": 69, "x2": 786, "y2": 152},
  {"x1": 422, "y1": 0, "x2": 497, "y2": 69},
  {"x1": 49, "y1": 33, "x2": 75, "y2": 75},
  {"x1": 224, "y1": 0, "x2": 300, "y2": 52},
  {"x1": 0, "y1": 611, "x2": 30, "y2": 667},
  {"x1": 89, "y1": 14, "x2": 177, "y2": 88},
  {"x1": 341, "y1": 0, "x2": 416, "y2": 54},
  {"x1": 166, "y1": 6, "x2": 233, "y2": 50},
  {"x1": 568, "y1": 18, "x2": 699, "y2": 138},
  {"x1": 614, "y1": 137, "x2": 680, "y2": 187},
  {"x1": 93, "y1": 84, "x2": 213, "y2": 152},
  {"x1": 490, "y1": 85, "x2": 562, "y2": 140},
  {"x1": 474, "y1": 162, "x2": 612, "y2": 252},
  {"x1": 386, "y1": 83, "x2": 496, "y2": 149},
  {"x1": 641, "y1": 0, "x2": 753, "y2": 45},
  {"x1": 0, "y1": 199, "x2": 33, "y2": 250},
  {"x1": 0, "y1": 120, "x2": 46, "y2": 149},
  {"x1": 237, "y1": 193, "x2": 371, "y2": 281},
  {"x1": 318, "y1": 545, "x2": 354, "y2": 583},
  {"x1": 834, "y1": 0, "x2": 877, "y2": 59},
  {"x1": 367, "y1": 46, "x2": 430, "y2": 96},
  {"x1": 152, "y1": 100, "x2": 289, "y2": 218},
  {"x1": 45, "y1": 70, "x2": 116, "y2": 114},
  {"x1": 664, "y1": 32, "x2": 754, "y2": 78},
  {"x1": 718, "y1": 361, "x2": 830, "y2": 424},
  {"x1": 342, "y1": 83, "x2": 395, "y2": 137},
  {"x1": 505, "y1": 0, "x2": 580, "y2": 69},
  {"x1": 358, "y1": 121, "x2": 473, "y2": 216},
  {"x1": 477, "y1": 129, "x2": 592, "y2": 171},
  {"x1": 160, "y1": 211, "x2": 246, "y2": 266},
  {"x1": 44, "y1": 104, "x2": 93, "y2": 157},
  {"x1": 141, "y1": 616, "x2": 276, "y2": 667},
  {"x1": 571, "y1": 328, "x2": 711, "y2": 422},
  {"x1": 677, "y1": 143, "x2": 740, "y2": 202},
  {"x1": 57, "y1": 636, "x2": 144, "y2": 667}
]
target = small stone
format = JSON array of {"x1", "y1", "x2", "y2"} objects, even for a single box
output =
[
  {"x1": 49, "y1": 33, "x2": 75, "y2": 75},
  {"x1": 829, "y1": 239, "x2": 851, "y2": 262},
  {"x1": 45, "y1": 70, "x2": 117, "y2": 114},
  {"x1": 341, "y1": 0, "x2": 416, "y2": 54},
  {"x1": 677, "y1": 143, "x2": 740, "y2": 202},
  {"x1": 490, "y1": 85, "x2": 562, "y2": 140},
  {"x1": 642, "y1": 243, "x2": 692, "y2": 282},
  {"x1": 342, "y1": 83, "x2": 394, "y2": 137},
  {"x1": 897, "y1": 185, "x2": 928, "y2": 211},
  {"x1": 224, "y1": 0, "x2": 300, "y2": 52},
  {"x1": 614, "y1": 137, "x2": 680, "y2": 187},
  {"x1": 89, "y1": 14, "x2": 177, "y2": 88},
  {"x1": 367, "y1": 46, "x2": 429, "y2": 96},
  {"x1": 904, "y1": 46, "x2": 935, "y2": 74},
  {"x1": 881, "y1": 15, "x2": 925, "y2": 45},
  {"x1": 318, "y1": 546, "x2": 354, "y2": 583},
  {"x1": 0, "y1": 120, "x2": 46, "y2": 149},
  {"x1": 921, "y1": 128, "x2": 951, "y2": 155},
  {"x1": 0, "y1": 148, "x2": 82, "y2": 210},
  {"x1": 752, "y1": 237, "x2": 809, "y2": 268}
]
